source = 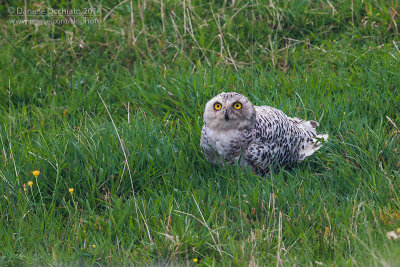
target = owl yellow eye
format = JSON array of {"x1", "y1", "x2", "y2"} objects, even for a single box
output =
[
  {"x1": 233, "y1": 102, "x2": 242, "y2": 110},
  {"x1": 214, "y1": 102, "x2": 222, "y2": 110}
]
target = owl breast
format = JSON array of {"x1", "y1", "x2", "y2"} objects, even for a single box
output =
[{"x1": 201, "y1": 125, "x2": 251, "y2": 164}]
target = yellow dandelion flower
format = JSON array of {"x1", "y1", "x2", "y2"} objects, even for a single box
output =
[
  {"x1": 92, "y1": 244, "x2": 96, "y2": 248},
  {"x1": 32, "y1": 170, "x2": 40, "y2": 177},
  {"x1": 69, "y1": 188, "x2": 74, "y2": 194},
  {"x1": 193, "y1": 258, "x2": 198, "y2": 263},
  {"x1": 28, "y1": 181, "x2": 33, "y2": 187}
]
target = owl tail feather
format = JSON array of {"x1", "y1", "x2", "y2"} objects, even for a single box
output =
[
  {"x1": 298, "y1": 133, "x2": 329, "y2": 162},
  {"x1": 290, "y1": 117, "x2": 328, "y2": 161}
]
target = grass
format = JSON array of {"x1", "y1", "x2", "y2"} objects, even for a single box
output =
[{"x1": 0, "y1": 0, "x2": 400, "y2": 265}]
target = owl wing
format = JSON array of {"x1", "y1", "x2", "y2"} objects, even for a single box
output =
[
  {"x1": 244, "y1": 106, "x2": 296, "y2": 172},
  {"x1": 244, "y1": 106, "x2": 312, "y2": 171},
  {"x1": 251, "y1": 106, "x2": 296, "y2": 144},
  {"x1": 245, "y1": 106, "x2": 328, "y2": 172}
]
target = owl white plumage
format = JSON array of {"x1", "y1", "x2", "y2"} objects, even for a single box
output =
[{"x1": 200, "y1": 92, "x2": 328, "y2": 174}]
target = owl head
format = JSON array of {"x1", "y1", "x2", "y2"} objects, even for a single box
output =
[{"x1": 203, "y1": 92, "x2": 256, "y2": 130}]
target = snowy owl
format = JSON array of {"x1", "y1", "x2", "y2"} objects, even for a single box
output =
[{"x1": 200, "y1": 92, "x2": 328, "y2": 174}]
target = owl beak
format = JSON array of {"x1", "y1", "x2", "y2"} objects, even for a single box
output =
[{"x1": 224, "y1": 110, "x2": 229, "y2": 121}]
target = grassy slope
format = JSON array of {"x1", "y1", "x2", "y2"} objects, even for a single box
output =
[{"x1": 0, "y1": 0, "x2": 400, "y2": 265}]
